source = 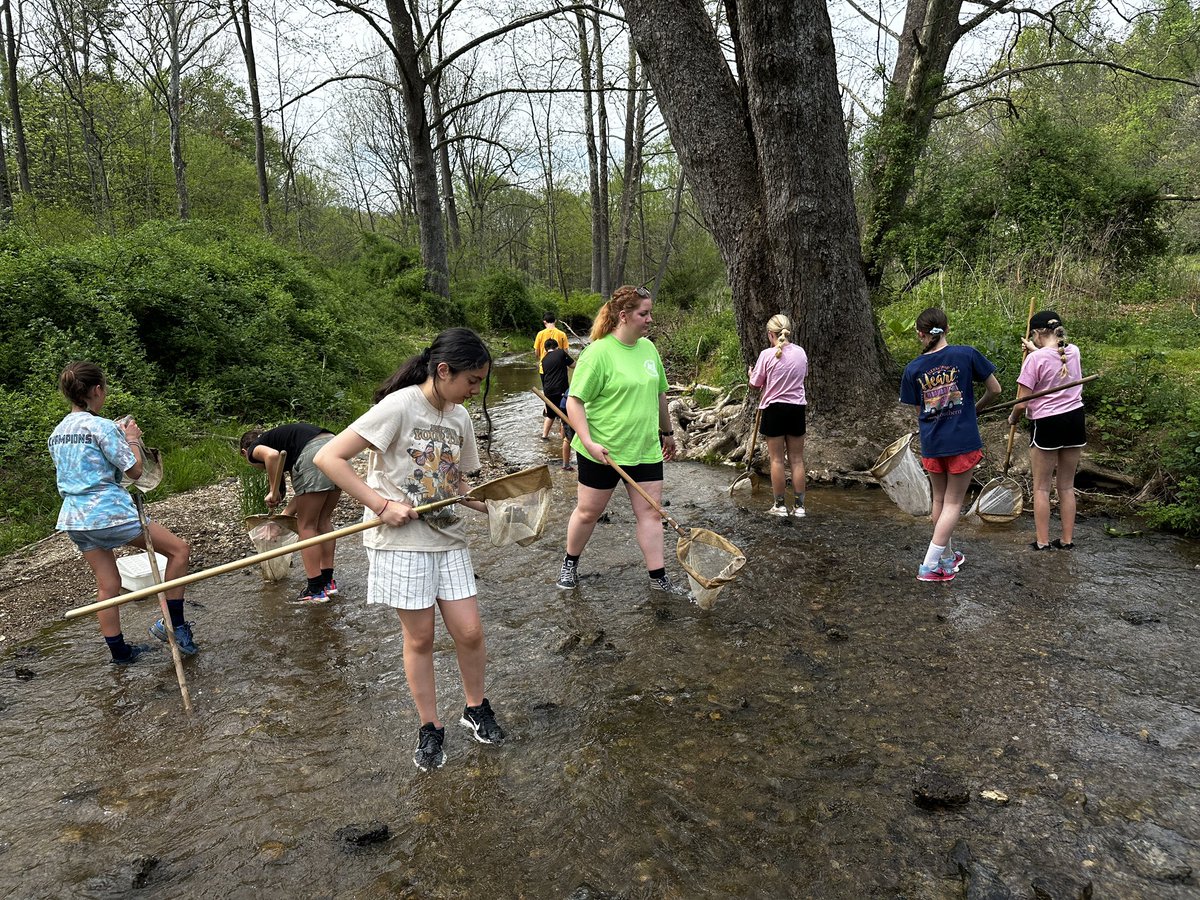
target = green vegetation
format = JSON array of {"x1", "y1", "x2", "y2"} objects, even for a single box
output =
[
  {"x1": 0, "y1": 223, "x2": 428, "y2": 555},
  {"x1": 877, "y1": 256, "x2": 1200, "y2": 534}
]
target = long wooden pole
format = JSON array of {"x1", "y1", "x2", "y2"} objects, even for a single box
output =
[
  {"x1": 65, "y1": 495, "x2": 463, "y2": 620},
  {"x1": 980, "y1": 374, "x2": 1100, "y2": 415},
  {"x1": 1003, "y1": 298, "x2": 1038, "y2": 472},
  {"x1": 134, "y1": 493, "x2": 192, "y2": 713}
]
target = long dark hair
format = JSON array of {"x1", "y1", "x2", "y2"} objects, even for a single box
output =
[
  {"x1": 59, "y1": 361, "x2": 105, "y2": 410},
  {"x1": 375, "y1": 327, "x2": 494, "y2": 449}
]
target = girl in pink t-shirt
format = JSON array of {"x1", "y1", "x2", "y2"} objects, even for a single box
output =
[
  {"x1": 748, "y1": 314, "x2": 809, "y2": 517},
  {"x1": 1007, "y1": 310, "x2": 1086, "y2": 550}
]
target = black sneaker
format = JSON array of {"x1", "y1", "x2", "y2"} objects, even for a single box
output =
[
  {"x1": 413, "y1": 723, "x2": 446, "y2": 772},
  {"x1": 555, "y1": 558, "x2": 578, "y2": 589},
  {"x1": 649, "y1": 574, "x2": 693, "y2": 599},
  {"x1": 111, "y1": 643, "x2": 155, "y2": 665},
  {"x1": 460, "y1": 698, "x2": 505, "y2": 744},
  {"x1": 1051, "y1": 539, "x2": 1075, "y2": 550}
]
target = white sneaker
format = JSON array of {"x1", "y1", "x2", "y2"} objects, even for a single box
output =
[
  {"x1": 767, "y1": 503, "x2": 789, "y2": 517},
  {"x1": 792, "y1": 506, "x2": 807, "y2": 518}
]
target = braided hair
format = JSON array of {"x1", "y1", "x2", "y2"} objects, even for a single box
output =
[
  {"x1": 915, "y1": 307, "x2": 949, "y2": 354},
  {"x1": 1029, "y1": 311, "x2": 1071, "y2": 379},
  {"x1": 767, "y1": 313, "x2": 792, "y2": 359}
]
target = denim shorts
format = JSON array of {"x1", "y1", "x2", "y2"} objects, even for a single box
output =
[{"x1": 66, "y1": 520, "x2": 144, "y2": 553}]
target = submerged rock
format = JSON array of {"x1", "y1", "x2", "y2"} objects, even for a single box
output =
[
  {"x1": 130, "y1": 855, "x2": 159, "y2": 889},
  {"x1": 1121, "y1": 609, "x2": 1161, "y2": 626},
  {"x1": 913, "y1": 770, "x2": 970, "y2": 809},
  {"x1": 1123, "y1": 835, "x2": 1194, "y2": 883},
  {"x1": 567, "y1": 883, "x2": 617, "y2": 900},
  {"x1": 1031, "y1": 873, "x2": 1094, "y2": 899},
  {"x1": 335, "y1": 821, "x2": 390, "y2": 848}
]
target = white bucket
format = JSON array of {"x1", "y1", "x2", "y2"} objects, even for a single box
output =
[
  {"x1": 869, "y1": 433, "x2": 932, "y2": 517},
  {"x1": 965, "y1": 476, "x2": 1023, "y2": 524},
  {"x1": 116, "y1": 553, "x2": 169, "y2": 592}
]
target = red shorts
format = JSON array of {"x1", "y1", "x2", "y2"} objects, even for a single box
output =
[{"x1": 922, "y1": 449, "x2": 983, "y2": 475}]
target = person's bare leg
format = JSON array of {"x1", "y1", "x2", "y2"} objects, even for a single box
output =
[
  {"x1": 438, "y1": 597, "x2": 486, "y2": 707},
  {"x1": 786, "y1": 434, "x2": 806, "y2": 506},
  {"x1": 928, "y1": 469, "x2": 947, "y2": 531},
  {"x1": 931, "y1": 470, "x2": 973, "y2": 547},
  {"x1": 292, "y1": 492, "x2": 326, "y2": 578},
  {"x1": 1056, "y1": 447, "x2": 1083, "y2": 544},
  {"x1": 83, "y1": 549, "x2": 124, "y2": 638},
  {"x1": 566, "y1": 483, "x2": 616, "y2": 556},
  {"x1": 317, "y1": 489, "x2": 340, "y2": 570},
  {"x1": 128, "y1": 524, "x2": 190, "y2": 600},
  {"x1": 1030, "y1": 447, "x2": 1055, "y2": 546},
  {"x1": 765, "y1": 435, "x2": 787, "y2": 500},
  {"x1": 626, "y1": 480, "x2": 665, "y2": 571},
  {"x1": 396, "y1": 608, "x2": 440, "y2": 726}
]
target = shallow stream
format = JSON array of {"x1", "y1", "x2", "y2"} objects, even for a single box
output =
[{"x1": 1, "y1": 355, "x2": 1197, "y2": 898}]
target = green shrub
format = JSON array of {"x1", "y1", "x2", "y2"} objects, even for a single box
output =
[
  {"x1": 559, "y1": 290, "x2": 604, "y2": 332},
  {"x1": 463, "y1": 270, "x2": 542, "y2": 332}
]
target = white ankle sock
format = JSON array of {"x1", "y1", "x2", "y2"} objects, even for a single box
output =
[{"x1": 922, "y1": 542, "x2": 946, "y2": 568}]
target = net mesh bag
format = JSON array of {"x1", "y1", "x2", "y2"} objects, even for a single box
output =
[
  {"x1": 247, "y1": 516, "x2": 299, "y2": 582},
  {"x1": 869, "y1": 433, "x2": 932, "y2": 517},
  {"x1": 479, "y1": 465, "x2": 553, "y2": 547},
  {"x1": 965, "y1": 476, "x2": 1023, "y2": 524},
  {"x1": 676, "y1": 528, "x2": 747, "y2": 611}
]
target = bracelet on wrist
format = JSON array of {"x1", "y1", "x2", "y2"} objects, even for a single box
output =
[
  {"x1": 659, "y1": 430, "x2": 673, "y2": 438},
  {"x1": 377, "y1": 499, "x2": 391, "y2": 516}
]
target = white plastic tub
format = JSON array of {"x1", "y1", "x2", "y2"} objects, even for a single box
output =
[{"x1": 116, "y1": 553, "x2": 169, "y2": 593}]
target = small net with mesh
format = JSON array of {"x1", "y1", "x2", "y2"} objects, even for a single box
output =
[
  {"x1": 965, "y1": 476, "x2": 1024, "y2": 524},
  {"x1": 246, "y1": 516, "x2": 299, "y2": 581},
  {"x1": 476, "y1": 465, "x2": 554, "y2": 547},
  {"x1": 676, "y1": 527, "x2": 747, "y2": 610}
]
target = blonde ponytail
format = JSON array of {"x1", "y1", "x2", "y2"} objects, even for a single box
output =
[
  {"x1": 767, "y1": 313, "x2": 792, "y2": 359},
  {"x1": 1054, "y1": 326, "x2": 1069, "y2": 379}
]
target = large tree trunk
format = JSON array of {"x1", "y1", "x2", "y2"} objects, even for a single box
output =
[
  {"x1": 614, "y1": 47, "x2": 648, "y2": 287},
  {"x1": 167, "y1": 0, "x2": 189, "y2": 220},
  {"x1": 593, "y1": 10, "x2": 611, "y2": 297},
  {"x1": 860, "y1": 0, "x2": 964, "y2": 292},
  {"x1": 231, "y1": 0, "x2": 271, "y2": 232},
  {"x1": 0, "y1": 119, "x2": 11, "y2": 222},
  {"x1": 429, "y1": 77, "x2": 460, "y2": 251},
  {"x1": 2, "y1": 0, "x2": 30, "y2": 194},
  {"x1": 384, "y1": 0, "x2": 449, "y2": 297},
  {"x1": 621, "y1": 0, "x2": 886, "y2": 411},
  {"x1": 576, "y1": 12, "x2": 603, "y2": 296}
]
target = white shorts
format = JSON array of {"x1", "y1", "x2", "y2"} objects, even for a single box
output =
[{"x1": 366, "y1": 547, "x2": 477, "y2": 610}]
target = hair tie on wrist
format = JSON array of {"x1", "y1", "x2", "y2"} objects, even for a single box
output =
[{"x1": 378, "y1": 499, "x2": 391, "y2": 516}]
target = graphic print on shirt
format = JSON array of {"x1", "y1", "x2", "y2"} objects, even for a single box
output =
[
  {"x1": 918, "y1": 365, "x2": 964, "y2": 418},
  {"x1": 401, "y1": 426, "x2": 464, "y2": 527}
]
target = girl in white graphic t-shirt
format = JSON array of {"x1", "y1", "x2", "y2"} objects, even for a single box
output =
[{"x1": 315, "y1": 328, "x2": 504, "y2": 773}]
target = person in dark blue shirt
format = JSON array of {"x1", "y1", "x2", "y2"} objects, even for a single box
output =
[{"x1": 900, "y1": 308, "x2": 1001, "y2": 582}]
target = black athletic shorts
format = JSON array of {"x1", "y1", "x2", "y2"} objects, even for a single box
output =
[
  {"x1": 1030, "y1": 406, "x2": 1086, "y2": 451},
  {"x1": 759, "y1": 402, "x2": 807, "y2": 438},
  {"x1": 577, "y1": 455, "x2": 663, "y2": 491}
]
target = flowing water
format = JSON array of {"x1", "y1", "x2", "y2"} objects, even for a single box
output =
[{"x1": 2, "y1": 355, "x2": 1198, "y2": 898}]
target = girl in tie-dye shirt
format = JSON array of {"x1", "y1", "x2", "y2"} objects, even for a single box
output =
[{"x1": 49, "y1": 362, "x2": 196, "y2": 664}]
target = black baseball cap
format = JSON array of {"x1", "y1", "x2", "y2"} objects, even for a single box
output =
[{"x1": 1029, "y1": 310, "x2": 1062, "y2": 330}]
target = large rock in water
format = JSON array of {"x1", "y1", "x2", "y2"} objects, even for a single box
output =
[
  {"x1": 913, "y1": 770, "x2": 970, "y2": 809},
  {"x1": 335, "y1": 821, "x2": 390, "y2": 848}
]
